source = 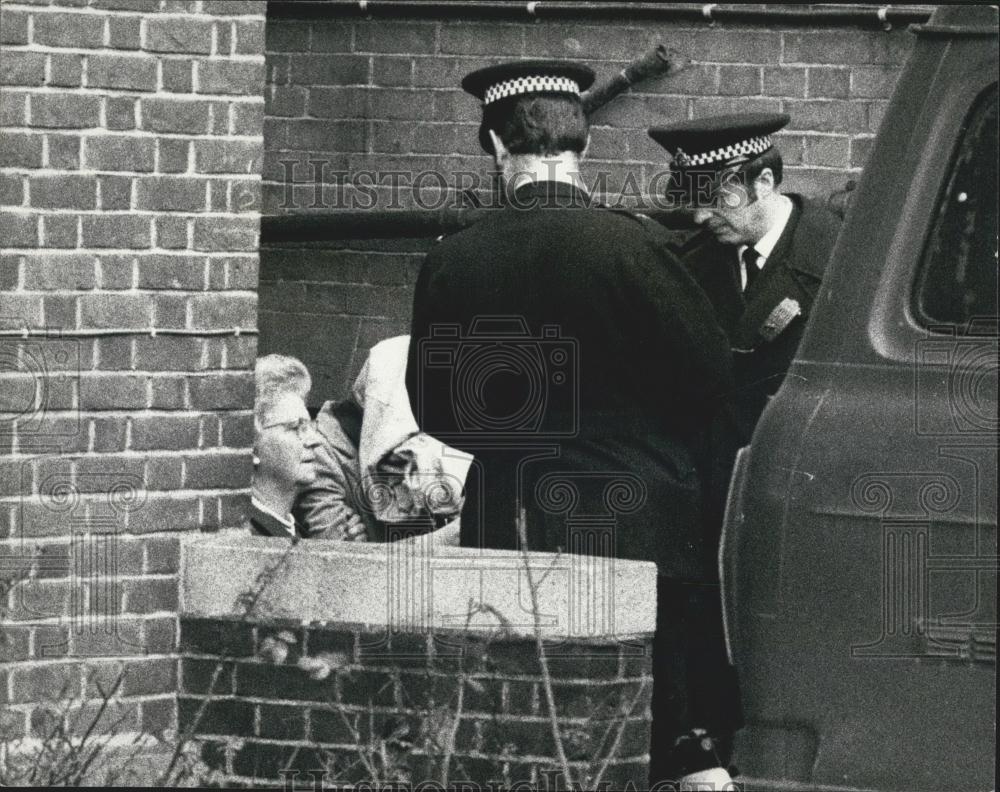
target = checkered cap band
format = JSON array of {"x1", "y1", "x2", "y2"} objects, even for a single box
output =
[
  {"x1": 675, "y1": 135, "x2": 772, "y2": 168},
  {"x1": 483, "y1": 75, "x2": 581, "y2": 105}
]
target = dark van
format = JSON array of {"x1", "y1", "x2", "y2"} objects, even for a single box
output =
[{"x1": 720, "y1": 5, "x2": 998, "y2": 791}]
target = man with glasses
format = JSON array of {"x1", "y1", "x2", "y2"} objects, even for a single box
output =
[{"x1": 649, "y1": 113, "x2": 842, "y2": 437}]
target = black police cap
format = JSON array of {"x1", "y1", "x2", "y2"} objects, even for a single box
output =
[
  {"x1": 461, "y1": 59, "x2": 595, "y2": 106},
  {"x1": 648, "y1": 112, "x2": 790, "y2": 171}
]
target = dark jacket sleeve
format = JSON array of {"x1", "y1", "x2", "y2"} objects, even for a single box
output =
[{"x1": 405, "y1": 249, "x2": 450, "y2": 435}]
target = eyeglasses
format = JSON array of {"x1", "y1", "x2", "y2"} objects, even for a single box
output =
[{"x1": 262, "y1": 416, "x2": 311, "y2": 436}]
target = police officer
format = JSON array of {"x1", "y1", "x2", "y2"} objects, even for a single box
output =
[
  {"x1": 403, "y1": 60, "x2": 737, "y2": 783},
  {"x1": 649, "y1": 113, "x2": 842, "y2": 439}
]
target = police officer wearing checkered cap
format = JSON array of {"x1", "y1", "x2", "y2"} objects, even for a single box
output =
[
  {"x1": 404, "y1": 61, "x2": 738, "y2": 784},
  {"x1": 649, "y1": 113, "x2": 842, "y2": 438}
]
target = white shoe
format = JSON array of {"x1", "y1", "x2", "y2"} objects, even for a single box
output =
[{"x1": 677, "y1": 766, "x2": 735, "y2": 790}]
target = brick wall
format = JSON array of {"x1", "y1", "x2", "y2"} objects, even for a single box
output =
[
  {"x1": 0, "y1": 0, "x2": 265, "y2": 749},
  {"x1": 259, "y1": 8, "x2": 920, "y2": 405},
  {"x1": 179, "y1": 617, "x2": 653, "y2": 788}
]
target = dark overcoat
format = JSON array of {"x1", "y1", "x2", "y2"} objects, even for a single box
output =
[
  {"x1": 679, "y1": 194, "x2": 842, "y2": 437},
  {"x1": 405, "y1": 180, "x2": 733, "y2": 582}
]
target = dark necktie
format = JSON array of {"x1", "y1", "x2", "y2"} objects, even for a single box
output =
[{"x1": 742, "y1": 247, "x2": 761, "y2": 291}]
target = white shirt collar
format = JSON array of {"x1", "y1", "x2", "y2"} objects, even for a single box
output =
[{"x1": 736, "y1": 195, "x2": 794, "y2": 288}]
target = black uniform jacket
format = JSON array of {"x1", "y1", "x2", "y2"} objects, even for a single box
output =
[
  {"x1": 678, "y1": 194, "x2": 841, "y2": 436},
  {"x1": 405, "y1": 180, "x2": 733, "y2": 581}
]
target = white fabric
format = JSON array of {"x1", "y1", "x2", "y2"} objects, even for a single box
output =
[
  {"x1": 484, "y1": 74, "x2": 580, "y2": 105},
  {"x1": 352, "y1": 335, "x2": 473, "y2": 523},
  {"x1": 736, "y1": 195, "x2": 794, "y2": 290}
]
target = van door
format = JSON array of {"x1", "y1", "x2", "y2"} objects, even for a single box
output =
[{"x1": 722, "y1": 10, "x2": 997, "y2": 791}]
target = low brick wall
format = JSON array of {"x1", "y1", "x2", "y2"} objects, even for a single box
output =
[{"x1": 180, "y1": 533, "x2": 656, "y2": 789}]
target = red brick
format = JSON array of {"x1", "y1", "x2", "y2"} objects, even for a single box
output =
[
  {"x1": 369, "y1": 89, "x2": 432, "y2": 121},
  {"x1": 691, "y1": 96, "x2": 782, "y2": 118},
  {"x1": 41, "y1": 215, "x2": 78, "y2": 248},
  {"x1": 131, "y1": 414, "x2": 201, "y2": 450},
  {"x1": 0, "y1": 173, "x2": 24, "y2": 206},
  {"x1": 196, "y1": 60, "x2": 265, "y2": 95},
  {"x1": 763, "y1": 65, "x2": 805, "y2": 98},
  {"x1": 31, "y1": 93, "x2": 101, "y2": 128},
  {"x1": 47, "y1": 134, "x2": 81, "y2": 169},
  {"x1": 122, "y1": 578, "x2": 179, "y2": 614},
  {"x1": 284, "y1": 119, "x2": 365, "y2": 151},
  {"x1": 34, "y1": 11, "x2": 104, "y2": 48},
  {"x1": 188, "y1": 372, "x2": 254, "y2": 409},
  {"x1": 11, "y1": 662, "x2": 82, "y2": 703},
  {"x1": 232, "y1": 101, "x2": 264, "y2": 135},
  {"x1": 146, "y1": 17, "x2": 213, "y2": 55},
  {"x1": 92, "y1": 415, "x2": 129, "y2": 451},
  {"x1": 266, "y1": 20, "x2": 310, "y2": 52},
  {"x1": 155, "y1": 216, "x2": 190, "y2": 249},
  {"x1": 21, "y1": 253, "x2": 96, "y2": 289},
  {"x1": 87, "y1": 55, "x2": 158, "y2": 92},
  {"x1": 1, "y1": 93, "x2": 27, "y2": 126},
  {"x1": 194, "y1": 138, "x2": 262, "y2": 174},
  {"x1": 288, "y1": 54, "x2": 368, "y2": 86},
  {"x1": 81, "y1": 215, "x2": 152, "y2": 248},
  {"x1": 67, "y1": 700, "x2": 140, "y2": 737},
  {"x1": 108, "y1": 15, "x2": 141, "y2": 49},
  {"x1": 141, "y1": 97, "x2": 212, "y2": 134},
  {"x1": 783, "y1": 31, "x2": 911, "y2": 66},
  {"x1": 146, "y1": 456, "x2": 184, "y2": 490},
  {"x1": 157, "y1": 138, "x2": 190, "y2": 173},
  {"x1": 266, "y1": 85, "x2": 306, "y2": 116},
  {"x1": 372, "y1": 56, "x2": 412, "y2": 87},
  {"x1": 808, "y1": 67, "x2": 850, "y2": 99},
  {"x1": 0, "y1": 8, "x2": 29, "y2": 45},
  {"x1": 193, "y1": 216, "x2": 258, "y2": 252},
  {"x1": 106, "y1": 97, "x2": 137, "y2": 131},
  {"x1": 204, "y1": 0, "x2": 260, "y2": 13},
  {"x1": 0, "y1": 50, "x2": 45, "y2": 85},
  {"x1": 184, "y1": 451, "x2": 251, "y2": 489},
  {"x1": 136, "y1": 254, "x2": 205, "y2": 290},
  {"x1": 0, "y1": 625, "x2": 30, "y2": 662},
  {"x1": 412, "y1": 56, "x2": 491, "y2": 89},
  {"x1": 0, "y1": 133, "x2": 43, "y2": 168},
  {"x1": 145, "y1": 534, "x2": 181, "y2": 574},
  {"x1": 235, "y1": 19, "x2": 264, "y2": 55},
  {"x1": 85, "y1": 136, "x2": 155, "y2": 172},
  {"x1": 804, "y1": 135, "x2": 850, "y2": 167},
  {"x1": 718, "y1": 65, "x2": 762, "y2": 97},
  {"x1": 190, "y1": 292, "x2": 256, "y2": 329},
  {"x1": 785, "y1": 99, "x2": 868, "y2": 133},
  {"x1": 220, "y1": 412, "x2": 253, "y2": 446},
  {"x1": 142, "y1": 615, "x2": 178, "y2": 653},
  {"x1": 29, "y1": 175, "x2": 96, "y2": 210},
  {"x1": 141, "y1": 697, "x2": 177, "y2": 734},
  {"x1": 149, "y1": 375, "x2": 187, "y2": 408},
  {"x1": 79, "y1": 373, "x2": 147, "y2": 408},
  {"x1": 49, "y1": 53, "x2": 84, "y2": 88},
  {"x1": 152, "y1": 293, "x2": 189, "y2": 328},
  {"x1": 100, "y1": 175, "x2": 133, "y2": 210},
  {"x1": 162, "y1": 59, "x2": 194, "y2": 92},
  {"x1": 850, "y1": 66, "x2": 900, "y2": 99},
  {"x1": 0, "y1": 212, "x2": 38, "y2": 247},
  {"x1": 355, "y1": 20, "x2": 436, "y2": 54},
  {"x1": 136, "y1": 177, "x2": 207, "y2": 212},
  {"x1": 130, "y1": 494, "x2": 200, "y2": 534}
]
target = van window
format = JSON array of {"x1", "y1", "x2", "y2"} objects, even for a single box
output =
[{"x1": 914, "y1": 83, "x2": 998, "y2": 330}]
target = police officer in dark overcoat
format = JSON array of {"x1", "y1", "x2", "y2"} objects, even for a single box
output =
[
  {"x1": 649, "y1": 113, "x2": 843, "y2": 440},
  {"x1": 403, "y1": 60, "x2": 739, "y2": 782}
]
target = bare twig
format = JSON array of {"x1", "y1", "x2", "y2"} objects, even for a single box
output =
[
  {"x1": 589, "y1": 677, "x2": 651, "y2": 791},
  {"x1": 516, "y1": 507, "x2": 574, "y2": 787}
]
